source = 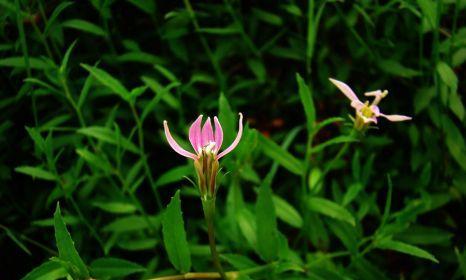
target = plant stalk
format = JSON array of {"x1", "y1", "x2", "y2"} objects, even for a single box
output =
[{"x1": 202, "y1": 198, "x2": 227, "y2": 280}]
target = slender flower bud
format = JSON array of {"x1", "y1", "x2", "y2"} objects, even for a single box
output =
[
  {"x1": 163, "y1": 113, "x2": 243, "y2": 199},
  {"x1": 329, "y1": 78, "x2": 412, "y2": 131}
]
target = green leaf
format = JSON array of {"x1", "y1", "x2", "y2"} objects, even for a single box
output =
[
  {"x1": 256, "y1": 183, "x2": 279, "y2": 261},
  {"x1": 237, "y1": 208, "x2": 257, "y2": 248},
  {"x1": 21, "y1": 261, "x2": 68, "y2": 280},
  {"x1": 0, "y1": 57, "x2": 52, "y2": 69},
  {"x1": 273, "y1": 195, "x2": 303, "y2": 228},
  {"x1": 154, "y1": 165, "x2": 192, "y2": 188},
  {"x1": 437, "y1": 61, "x2": 458, "y2": 89},
  {"x1": 381, "y1": 175, "x2": 393, "y2": 227},
  {"x1": 198, "y1": 26, "x2": 240, "y2": 35},
  {"x1": 307, "y1": 197, "x2": 355, "y2": 226},
  {"x1": 449, "y1": 92, "x2": 464, "y2": 121},
  {"x1": 81, "y1": 64, "x2": 130, "y2": 100},
  {"x1": 327, "y1": 219, "x2": 359, "y2": 253},
  {"x1": 76, "y1": 148, "x2": 112, "y2": 173},
  {"x1": 221, "y1": 254, "x2": 258, "y2": 270},
  {"x1": 92, "y1": 201, "x2": 137, "y2": 214},
  {"x1": 116, "y1": 52, "x2": 164, "y2": 65},
  {"x1": 350, "y1": 257, "x2": 390, "y2": 280},
  {"x1": 3, "y1": 226, "x2": 31, "y2": 255},
  {"x1": 15, "y1": 166, "x2": 56, "y2": 181},
  {"x1": 414, "y1": 87, "x2": 436, "y2": 114},
  {"x1": 154, "y1": 64, "x2": 179, "y2": 83},
  {"x1": 118, "y1": 238, "x2": 158, "y2": 251},
  {"x1": 416, "y1": 0, "x2": 437, "y2": 29},
  {"x1": 252, "y1": 8, "x2": 283, "y2": 26},
  {"x1": 62, "y1": 19, "x2": 106, "y2": 37},
  {"x1": 376, "y1": 239, "x2": 438, "y2": 263},
  {"x1": 311, "y1": 136, "x2": 357, "y2": 154},
  {"x1": 259, "y1": 133, "x2": 303, "y2": 176},
  {"x1": 43, "y1": 1, "x2": 73, "y2": 36},
  {"x1": 342, "y1": 183, "x2": 363, "y2": 206},
  {"x1": 455, "y1": 247, "x2": 466, "y2": 278},
  {"x1": 312, "y1": 117, "x2": 345, "y2": 137},
  {"x1": 296, "y1": 73, "x2": 315, "y2": 132},
  {"x1": 102, "y1": 215, "x2": 160, "y2": 233},
  {"x1": 77, "y1": 126, "x2": 139, "y2": 153},
  {"x1": 162, "y1": 190, "x2": 191, "y2": 273},
  {"x1": 219, "y1": 93, "x2": 236, "y2": 144},
  {"x1": 396, "y1": 225, "x2": 453, "y2": 245},
  {"x1": 54, "y1": 203, "x2": 89, "y2": 278},
  {"x1": 127, "y1": 0, "x2": 155, "y2": 14},
  {"x1": 247, "y1": 59, "x2": 266, "y2": 83},
  {"x1": 78, "y1": 71, "x2": 94, "y2": 108},
  {"x1": 90, "y1": 257, "x2": 145, "y2": 278},
  {"x1": 378, "y1": 59, "x2": 421, "y2": 78},
  {"x1": 59, "y1": 40, "x2": 77, "y2": 74}
]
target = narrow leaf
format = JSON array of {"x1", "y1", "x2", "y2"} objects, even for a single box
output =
[
  {"x1": 256, "y1": 183, "x2": 279, "y2": 261},
  {"x1": 62, "y1": 19, "x2": 106, "y2": 36},
  {"x1": 307, "y1": 197, "x2": 355, "y2": 226},
  {"x1": 77, "y1": 126, "x2": 139, "y2": 153},
  {"x1": 376, "y1": 239, "x2": 438, "y2": 263},
  {"x1": 54, "y1": 203, "x2": 89, "y2": 278},
  {"x1": 15, "y1": 166, "x2": 56, "y2": 181},
  {"x1": 21, "y1": 261, "x2": 68, "y2": 280},
  {"x1": 296, "y1": 73, "x2": 315, "y2": 132},
  {"x1": 273, "y1": 195, "x2": 303, "y2": 228},
  {"x1": 259, "y1": 133, "x2": 303, "y2": 175},
  {"x1": 81, "y1": 64, "x2": 130, "y2": 100},
  {"x1": 162, "y1": 190, "x2": 191, "y2": 272},
  {"x1": 90, "y1": 257, "x2": 145, "y2": 278}
]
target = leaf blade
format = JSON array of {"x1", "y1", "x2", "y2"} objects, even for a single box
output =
[
  {"x1": 162, "y1": 190, "x2": 191, "y2": 273},
  {"x1": 54, "y1": 203, "x2": 89, "y2": 278}
]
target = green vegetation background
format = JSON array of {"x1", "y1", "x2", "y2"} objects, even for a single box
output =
[{"x1": 1, "y1": 0, "x2": 465, "y2": 279}]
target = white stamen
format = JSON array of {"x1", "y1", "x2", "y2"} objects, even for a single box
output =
[{"x1": 204, "y1": 141, "x2": 216, "y2": 154}]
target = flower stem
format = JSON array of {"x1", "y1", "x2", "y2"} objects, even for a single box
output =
[
  {"x1": 148, "y1": 262, "x2": 276, "y2": 280},
  {"x1": 315, "y1": 128, "x2": 357, "y2": 187},
  {"x1": 201, "y1": 198, "x2": 227, "y2": 280}
]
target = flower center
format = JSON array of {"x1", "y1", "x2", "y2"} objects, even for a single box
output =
[
  {"x1": 203, "y1": 141, "x2": 216, "y2": 154},
  {"x1": 360, "y1": 102, "x2": 374, "y2": 118}
]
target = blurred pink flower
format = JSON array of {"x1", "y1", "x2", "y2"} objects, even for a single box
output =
[
  {"x1": 329, "y1": 78, "x2": 411, "y2": 128},
  {"x1": 163, "y1": 113, "x2": 243, "y2": 160}
]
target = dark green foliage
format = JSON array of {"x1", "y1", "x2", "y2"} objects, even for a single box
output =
[{"x1": 0, "y1": 0, "x2": 464, "y2": 279}]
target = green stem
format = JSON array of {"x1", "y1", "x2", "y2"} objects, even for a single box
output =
[
  {"x1": 60, "y1": 76, "x2": 86, "y2": 128},
  {"x1": 223, "y1": 0, "x2": 260, "y2": 57},
  {"x1": 149, "y1": 262, "x2": 276, "y2": 280},
  {"x1": 202, "y1": 198, "x2": 227, "y2": 280},
  {"x1": 130, "y1": 103, "x2": 163, "y2": 210},
  {"x1": 315, "y1": 129, "x2": 357, "y2": 187},
  {"x1": 183, "y1": 0, "x2": 226, "y2": 92},
  {"x1": 113, "y1": 171, "x2": 157, "y2": 233}
]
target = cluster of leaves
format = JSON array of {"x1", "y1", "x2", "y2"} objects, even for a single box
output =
[{"x1": 0, "y1": 0, "x2": 465, "y2": 279}]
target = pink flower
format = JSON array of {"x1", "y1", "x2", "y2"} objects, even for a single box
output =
[
  {"x1": 329, "y1": 78, "x2": 411, "y2": 128},
  {"x1": 163, "y1": 113, "x2": 244, "y2": 160},
  {"x1": 164, "y1": 113, "x2": 243, "y2": 198}
]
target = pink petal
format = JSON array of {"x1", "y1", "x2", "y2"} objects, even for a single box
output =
[
  {"x1": 329, "y1": 78, "x2": 363, "y2": 109},
  {"x1": 364, "y1": 90, "x2": 383, "y2": 97},
  {"x1": 189, "y1": 115, "x2": 203, "y2": 152},
  {"x1": 217, "y1": 113, "x2": 243, "y2": 159},
  {"x1": 379, "y1": 113, "x2": 412, "y2": 122},
  {"x1": 370, "y1": 105, "x2": 380, "y2": 116},
  {"x1": 201, "y1": 117, "x2": 214, "y2": 147},
  {"x1": 213, "y1": 116, "x2": 223, "y2": 152},
  {"x1": 164, "y1": 121, "x2": 197, "y2": 159}
]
